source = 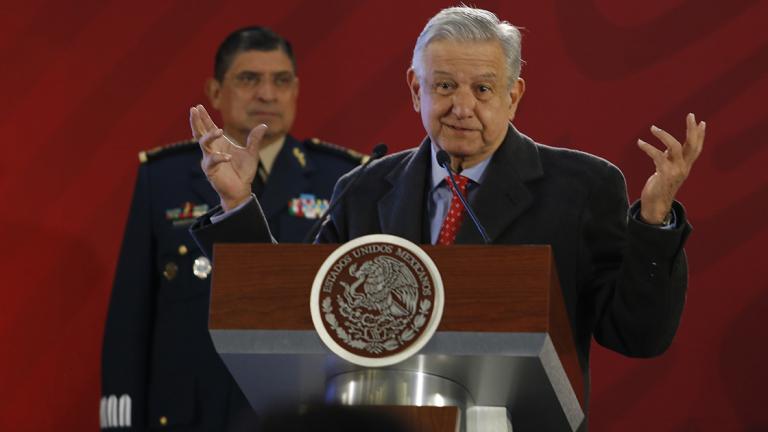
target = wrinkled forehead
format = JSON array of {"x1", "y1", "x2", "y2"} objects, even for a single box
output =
[{"x1": 419, "y1": 39, "x2": 507, "y2": 77}]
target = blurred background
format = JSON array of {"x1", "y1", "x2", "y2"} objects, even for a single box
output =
[{"x1": 1, "y1": 0, "x2": 766, "y2": 430}]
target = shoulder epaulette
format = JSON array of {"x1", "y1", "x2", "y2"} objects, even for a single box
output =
[
  {"x1": 138, "y1": 139, "x2": 198, "y2": 164},
  {"x1": 305, "y1": 137, "x2": 368, "y2": 165}
]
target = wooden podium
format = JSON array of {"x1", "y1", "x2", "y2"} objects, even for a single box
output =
[{"x1": 209, "y1": 243, "x2": 584, "y2": 431}]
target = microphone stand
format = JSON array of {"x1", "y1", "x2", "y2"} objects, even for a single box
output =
[{"x1": 436, "y1": 150, "x2": 491, "y2": 244}]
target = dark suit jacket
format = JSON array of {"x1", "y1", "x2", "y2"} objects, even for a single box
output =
[
  {"x1": 191, "y1": 125, "x2": 691, "y2": 419},
  {"x1": 101, "y1": 135, "x2": 361, "y2": 431}
]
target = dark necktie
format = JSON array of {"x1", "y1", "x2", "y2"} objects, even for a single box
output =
[{"x1": 252, "y1": 161, "x2": 267, "y2": 198}]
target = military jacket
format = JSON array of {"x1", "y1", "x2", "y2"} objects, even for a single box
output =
[{"x1": 100, "y1": 135, "x2": 362, "y2": 430}]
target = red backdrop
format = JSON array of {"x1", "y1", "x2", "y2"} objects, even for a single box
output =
[{"x1": 1, "y1": 0, "x2": 766, "y2": 430}]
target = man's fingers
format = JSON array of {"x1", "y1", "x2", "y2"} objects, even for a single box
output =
[
  {"x1": 637, "y1": 139, "x2": 665, "y2": 168},
  {"x1": 190, "y1": 107, "x2": 207, "y2": 140},
  {"x1": 199, "y1": 128, "x2": 224, "y2": 153},
  {"x1": 201, "y1": 151, "x2": 232, "y2": 172},
  {"x1": 695, "y1": 120, "x2": 706, "y2": 157},
  {"x1": 690, "y1": 119, "x2": 706, "y2": 163},
  {"x1": 210, "y1": 151, "x2": 232, "y2": 164},
  {"x1": 681, "y1": 113, "x2": 706, "y2": 164},
  {"x1": 245, "y1": 124, "x2": 268, "y2": 156},
  {"x1": 196, "y1": 104, "x2": 219, "y2": 131},
  {"x1": 687, "y1": 112, "x2": 696, "y2": 131},
  {"x1": 650, "y1": 125, "x2": 683, "y2": 160},
  {"x1": 685, "y1": 113, "x2": 697, "y2": 146}
]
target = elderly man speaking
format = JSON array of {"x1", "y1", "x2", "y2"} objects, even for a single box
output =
[{"x1": 189, "y1": 6, "x2": 705, "y2": 429}]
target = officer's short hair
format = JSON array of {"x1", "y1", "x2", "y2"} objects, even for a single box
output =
[{"x1": 214, "y1": 26, "x2": 296, "y2": 81}]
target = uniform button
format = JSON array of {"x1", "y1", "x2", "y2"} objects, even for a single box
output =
[
  {"x1": 163, "y1": 262, "x2": 178, "y2": 281},
  {"x1": 193, "y1": 256, "x2": 212, "y2": 279},
  {"x1": 178, "y1": 244, "x2": 188, "y2": 256},
  {"x1": 159, "y1": 416, "x2": 168, "y2": 426}
]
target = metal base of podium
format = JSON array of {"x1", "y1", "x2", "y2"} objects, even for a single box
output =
[
  {"x1": 326, "y1": 370, "x2": 473, "y2": 431},
  {"x1": 467, "y1": 407, "x2": 513, "y2": 432},
  {"x1": 327, "y1": 369, "x2": 473, "y2": 407},
  {"x1": 325, "y1": 370, "x2": 512, "y2": 432},
  {"x1": 212, "y1": 329, "x2": 582, "y2": 431}
]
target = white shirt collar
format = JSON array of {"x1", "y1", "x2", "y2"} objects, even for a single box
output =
[{"x1": 258, "y1": 135, "x2": 286, "y2": 175}]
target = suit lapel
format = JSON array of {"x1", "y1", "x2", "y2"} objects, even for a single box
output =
[
  {"x1": 259, "y1": 136, "x2": 313, "y2": 220},
  {"x1": 455, "y1": 125, "x2": 543, "y2": 244},
  {"x1": 377, "y1": 139, "x2": 432, "y2": 244}
]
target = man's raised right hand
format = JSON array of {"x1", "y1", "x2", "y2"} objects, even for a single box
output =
[{"x1": 189, "y1": 104, "x2": 267, "y2": 211}]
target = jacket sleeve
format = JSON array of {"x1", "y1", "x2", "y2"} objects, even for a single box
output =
[
  {"x1": 582, "y1": 164, "x2": 691, "y2": 357},
  {"x1": 100, "y1": 165, "x2": 155, "y2": 430},
  {"x1": 189, "y1": 196, "x2": 276, "y2": 258},
  {"x1": 189, "y1": 156, "x2": 358, "y2": 249}
]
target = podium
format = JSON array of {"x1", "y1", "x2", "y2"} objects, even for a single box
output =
[{"x1": 209, "y1": 243, "x2": 584, "y2": 431}]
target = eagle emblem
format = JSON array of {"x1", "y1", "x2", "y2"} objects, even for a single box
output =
[
  {"x1": 341, "y1": 255, "x2": 419, "y2": 318},
  {"x1": 311, "y1": 236, "x2": 443, "y2": 366}
]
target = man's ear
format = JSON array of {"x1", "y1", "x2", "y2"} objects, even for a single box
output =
[
  {"x1": 508, "y1": 77, "x2": 526, "y2": 122},
  {"x1": 406, "y1": 68, "x2": 421, "y2": 112},
  {"x1": 205, "y1": 78, "x2": 222, "y2": 110}
]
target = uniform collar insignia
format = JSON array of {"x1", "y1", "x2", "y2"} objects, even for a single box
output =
[
  {"x1": 166, "y1": 202, "x2": 209, "y2": 226},
  {"x1": 288, "y1": 194, "x2": 329, "y2": 219},
  {"x1": 292, "y1": 147, "x2": 307, "y2": 168}
]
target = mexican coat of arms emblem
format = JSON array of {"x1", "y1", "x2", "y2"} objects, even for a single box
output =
[{"x1": 310, "y1": 235, "x2": 444, "y2": 367}]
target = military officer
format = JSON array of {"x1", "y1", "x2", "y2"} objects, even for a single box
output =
[{"x1": 100, "y1": 27, "x2": 363, "y2": 431}]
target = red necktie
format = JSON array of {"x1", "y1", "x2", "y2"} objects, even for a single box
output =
[{"x1": 437, "y1": 175, "x2": 470, "y2": 245}]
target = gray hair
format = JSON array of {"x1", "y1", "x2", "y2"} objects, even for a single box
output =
[{"x1": 411, "y1": 6, "x2": 523, "y2": 87}]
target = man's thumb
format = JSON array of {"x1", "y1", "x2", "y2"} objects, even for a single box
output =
[{"x1": 246, "y1": 124, "x2": 268, "y2": 155}]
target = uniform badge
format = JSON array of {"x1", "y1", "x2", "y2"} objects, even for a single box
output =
[
  {"x1": 288, "y1": 194, "x2": 329, "y2": 219},
  {"x1": 292, "y1": 147, "x2": 306, "y2": 168},
  {"x1": 165, "y1": 202, "x2": 209, "y2": 227}
]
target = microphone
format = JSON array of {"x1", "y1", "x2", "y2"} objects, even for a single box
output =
[
  {"x1": 302, "y1": 143, "x2": 389, "y2": 243},
  {"x1": 436, "y1": 150, "x2": 491, "y2": 244}
]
